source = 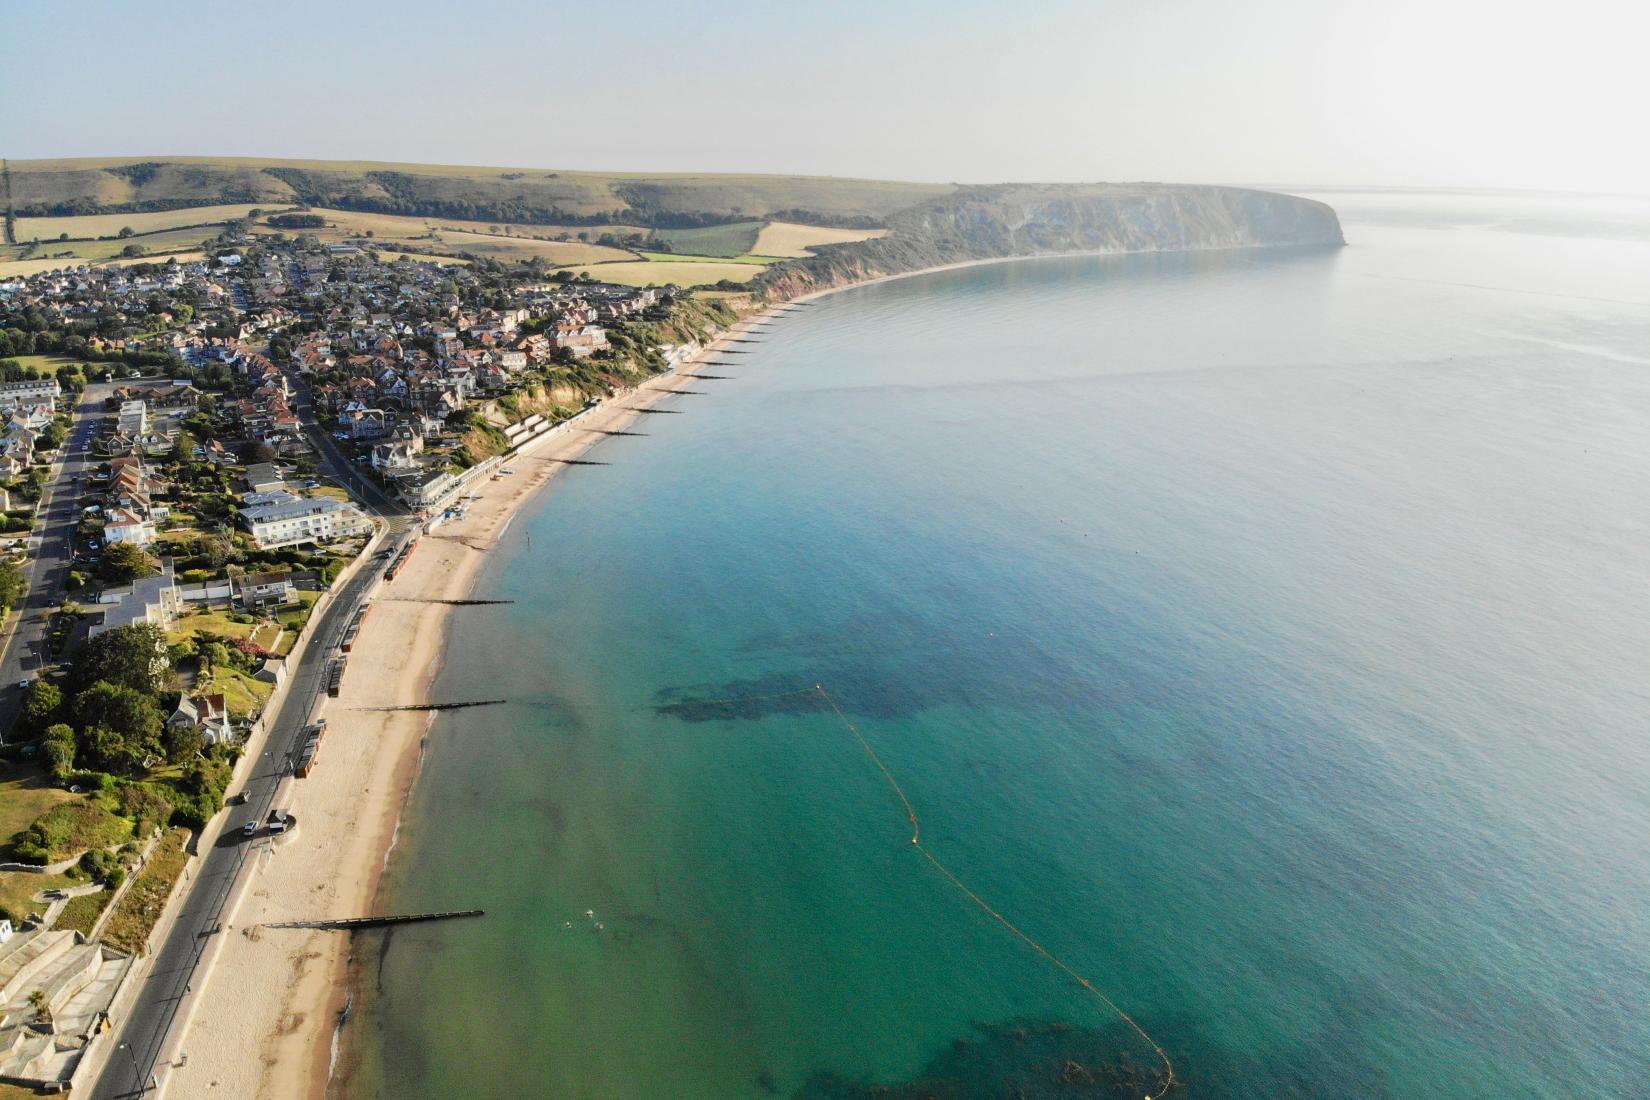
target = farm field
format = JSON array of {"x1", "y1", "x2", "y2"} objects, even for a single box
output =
[
  {"x1": 11, "y1": 203, "x2": 282, "y2": 241},
  {"x1": 5, "y1": 226, "x2": 218, "y2": 263},
  {"x1": 563, "y1": 260, "x2": 766, "y2": 287},
  {"x1": 653, "y1": 221, "x2": 763, "y2": 257},
  {"x1": 302, "y1": 208, "x2": 649, "y2": 240},
  {"x1": 636, "y1": 251, "x2": 774, "y2": 265},
  {"x1": 752, "y1": 220, "x2": 888, "y2": 256},
  {"x1": 422, "y1": 228, "x2": 633, "y2": 264},
  {"x1": 375, "y1": 250, "x2": 470, "y2": 266}
]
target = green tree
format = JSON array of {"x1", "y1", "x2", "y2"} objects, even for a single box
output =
[
  {"x1": 19, "y1": 679, "x2": 62, "y2": 733},
  {"x1": 76, "y1": 624, "x2": 170, "y2": 695},
  {"x1": 41, "y1": 723, "x2": 76, "y2": 779},
  {"x1": 117, "y1": 226, "x2": 134, "y2": 238},
  {"x1": 0, "y1": 557, "x2": 23, "y2": 612},
  {"x1": 87, "y1": 725, "x2": 148, "y2": 775},
  {"x1": 99, "y1": 542, "x2": 158, "y2": 584},
  {"x1": 74, "y1": 681, "x2": 163, "y2": 747},
  {"x1": 163, "y1": 721, "x2": 204, "y2": 763}
]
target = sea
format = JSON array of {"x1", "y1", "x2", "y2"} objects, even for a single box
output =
[{"x1": 339, "y1": 190, "x2": 1650, "y2": 1099}]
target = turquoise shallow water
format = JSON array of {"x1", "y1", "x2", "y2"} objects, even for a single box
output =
[{"x1": 345, "y1": 193, "x2": 1650, "y2": 1098}]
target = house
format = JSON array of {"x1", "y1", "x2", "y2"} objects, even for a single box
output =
[
  {"x1": 91, "y1": 567, "x2": 181, "y2": 639},
  {"x1": 370, "y1": 439, "x2": 422, "y2": 473},
  {"x1": 167, "y1": 692, "x2": 235, "y2": 746},
  {"x1": 241, "y1": 496, "x2": 373, "y2": 549},
  {"x1": 235, "y1": 569, "x2": 297, "y2": 609},
  {"x1": 244, "y1": 462, "x2": 287, "y2": 495},
  {"x1": 103, "y1": 506, "x2": 156, "y2": 548},
  {"x1": 343, "y1": 406, "x2": 388, "y2": 440},
  {"x1": 393, "y1": 467, "x2": 461, "y2": 510}
]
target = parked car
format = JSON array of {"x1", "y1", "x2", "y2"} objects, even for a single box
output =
[{"x1": 242, "y1": 820, "x2": 259, "y2": 837}]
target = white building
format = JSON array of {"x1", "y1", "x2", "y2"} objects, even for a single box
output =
[
  {"x1": 103, "y1": 506, "x2": 156, "y2": 548},
  {"x1": 91, "y1": 568, "x2": 181, "y2": 639},
  {"x1": 0, "y1": 377, "x2": 61, "y2": 411},
  {"x1": 241, "y1": 495, "x2": 373, "y2": 549},
  {"x1": 117, "y1": 399, "x2": 148, "y2": 437}
]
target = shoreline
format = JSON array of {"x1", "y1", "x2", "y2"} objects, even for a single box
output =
[
  {"x1": 170, "y1": 241, "x2": 1325, "y2": 1098},
  {"x1": 164, "y1": 298, "x2": 793, "y2": 1100}
]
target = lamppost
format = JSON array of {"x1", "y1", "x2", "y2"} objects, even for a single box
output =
[{"x1": 117, "y1": 1040, "x2": 144, "y2": 1095}]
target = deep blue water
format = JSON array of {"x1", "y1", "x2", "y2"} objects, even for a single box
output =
[{"x1": 349, "y1": 192, "x2": 1650, "y2": 1099}]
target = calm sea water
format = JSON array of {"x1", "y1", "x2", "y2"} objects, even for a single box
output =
[{"x1": 343, "y1": 192, "x2": 1650, "y2": 1099}]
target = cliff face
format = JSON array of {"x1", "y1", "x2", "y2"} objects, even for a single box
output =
[{"x1": 755, "y1": 184, "x2": 1343, "y2": 299}]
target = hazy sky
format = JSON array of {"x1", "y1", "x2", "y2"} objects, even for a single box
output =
[{"x1": 4, "y1": 0, "x2": 1646, "y2": 193}]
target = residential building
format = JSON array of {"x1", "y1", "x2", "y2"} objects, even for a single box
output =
[
  {"x1": 235, "y1": 569, "x2": 298, "y2": 609},
  {"x1": 241, "y1": 496, "x2": 373, "y2": 549}
]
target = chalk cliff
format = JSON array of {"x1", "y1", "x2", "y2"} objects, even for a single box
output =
[{"x1": 756, "y1": 184, "x2": 1343, "y2": 298}]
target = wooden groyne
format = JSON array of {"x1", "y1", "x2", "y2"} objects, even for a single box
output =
[
  {"x1": 682, "y1": 374, "x2": 731, "y2": 380},
  {"x1": 381, "y1": 598, "x2": 514, "y2": 606},
  {"x1": 545, "y1": 457, "x2": 610, "y2": 466},
  {"x1": 635, "y1": 408, "x2": 683, "y2": 414},
  {"x1": 361, "y1": 699, "x2": 506, "y2": 712},
  {"x1": 264, "y1": 909, "x2": 485, "y2": 931},
  {"x1": 577, "y1": 428, "x2": 647, "y2": 436}
]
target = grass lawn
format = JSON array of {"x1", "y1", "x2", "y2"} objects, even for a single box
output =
[
  {"x1": 752, "y1": 221, "x2": 888, "y2": 257},
  {"x1": 8, "y1": 800, "x2": 135, "y2": 864},
  {"x1": 167, "y1": 608, "x2": 257, "y2": 646},
  {"x1": 198, "y1": 666, "x2": 273, "y2": 718},
  {"x1": 53, "y1": 887, "x2": 112, "y2": 935},
  {"x1": 101, "y1": 828, "x2": 189, "y2": 955},
  {"x1": 274, "y1": 591, "x2": 321, "y2": 645},
  {"x1": 2, "y1": 353, "x2": 87, "y2": 377},
  {"x1": 0, "y1": 870, "x2": 82, "y2": 923},
  {"x1": 0, "y1": 764, "x2": 81, "y2": 851},
  {"x1": 652, "y1": 221, "x2": 764, "y2": 258}
]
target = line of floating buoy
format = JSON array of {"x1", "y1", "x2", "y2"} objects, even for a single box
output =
[{"x1": 811, "y1": 683, "x2": 1179, "y2": 1099}]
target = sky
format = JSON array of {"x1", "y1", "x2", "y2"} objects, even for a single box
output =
[{"x1": 3, "y1": 0, "x2": 1646, "y2": 194}]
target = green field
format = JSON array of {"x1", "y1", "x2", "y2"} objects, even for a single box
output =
[{"x1": 652, "y1": 221, "x2": 764, "y2": 258}]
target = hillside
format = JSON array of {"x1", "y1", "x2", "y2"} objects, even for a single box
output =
[{"x1": 3, "y1": 156, "x2": 950, "y2": 226}]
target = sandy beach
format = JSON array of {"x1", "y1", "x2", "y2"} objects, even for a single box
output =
[{"x1": 159, "y1": 306, "x2": 787, "y2": 1100}]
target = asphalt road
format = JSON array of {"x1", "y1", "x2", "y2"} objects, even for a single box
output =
[{"x1": 0, "y1": 382, "x2": 112, "y2": 739}]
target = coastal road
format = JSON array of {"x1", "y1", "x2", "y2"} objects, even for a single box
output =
[
  {"x1": 87, "y1": 528, "x2": 404, "y2": 1100},
  {"x1": 0, "y1": 382, "x2": 111, "y2": 740},
  {"x1": 90, "y1": 376, "x2": 413, "y2": 1099}
]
